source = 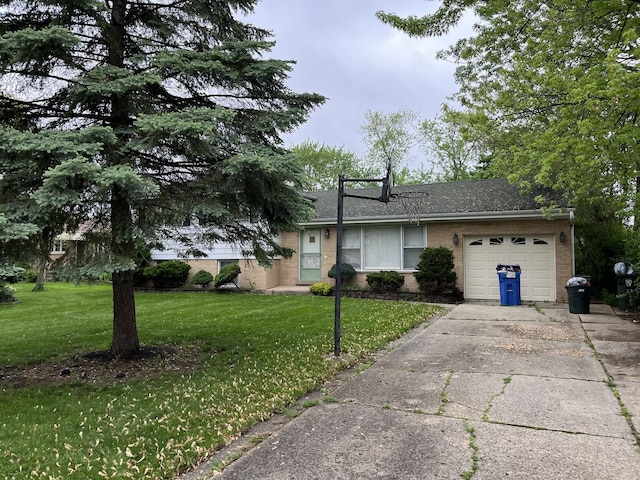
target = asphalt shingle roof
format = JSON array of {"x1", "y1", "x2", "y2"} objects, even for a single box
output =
[{"x1": 305, "y1": 178, "x2": 571, "y2": 223}]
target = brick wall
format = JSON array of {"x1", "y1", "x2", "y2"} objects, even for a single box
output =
[{"x1": 281, "y1": 217, "x2": 573, "y2": 302}]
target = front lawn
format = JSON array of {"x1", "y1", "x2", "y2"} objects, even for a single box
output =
[{"x1": 0, "y1": 283, "x2": 443, "y2": 479}]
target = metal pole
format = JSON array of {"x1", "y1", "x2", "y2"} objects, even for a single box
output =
[{"x1": 333, "y1": 176, "x2": 345, "y2": 356}]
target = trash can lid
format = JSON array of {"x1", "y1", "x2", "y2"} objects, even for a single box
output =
[{"x1": 614, "y1": 261, "x2": 634, "y2": 275}]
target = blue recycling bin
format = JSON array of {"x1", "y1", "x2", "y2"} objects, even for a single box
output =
[{"x1": 497, "y1": 264, "x2": 521, "y2": 306}]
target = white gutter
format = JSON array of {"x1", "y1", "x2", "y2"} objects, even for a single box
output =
[{"x1": 304, "y1": 208, "x2": 574, "y2": 227}]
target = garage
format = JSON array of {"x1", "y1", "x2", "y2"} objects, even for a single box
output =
[{"x1": 464, "y1": 234, "x2": 556, "y2": 302}]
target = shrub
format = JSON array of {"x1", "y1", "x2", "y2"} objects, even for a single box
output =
[
  {"x1": 0, "y1": 265, "x2": 23, "y2": 303},
  {"x1": 0, "y1": 265, "x2": 25, "y2": 284},
  {"x1": 191, "y1": 270, "x2": 214, "y2": 288},
  {"x1": 214, "y1": 263, "x2": 241, "y2": 288},
  {"x1": 327, "y1": 263, "x2": 356, "y2": 282},
  {"x1": 366, "y1": 271, "x2": 405, "y2": 293},
  {"x1": 133, "y1": 243, "x2": 153, "y2": 287},
  {"x1": 310, "y1": 282, "x2": 332, "y2": 296},
  {"x1": 413, "y1": 247, "x2": 457, "y2": 294},
  {"x1": 22, "y1": 269, "x2": 38, "y2": 283},
  {"x1": 143, "y1": 260, "x2": 191, "y2": 289},
  {"x1": 0, "y1": 283, "x2": 17, "y2": 303}
]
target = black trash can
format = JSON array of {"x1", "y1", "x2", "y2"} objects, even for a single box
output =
[
  {"x1": 566, "y1": 284, "x2": 590, "y2": 314},
  {"x1": 614, "y1": 262, "x2": 638, "y2": 311}
]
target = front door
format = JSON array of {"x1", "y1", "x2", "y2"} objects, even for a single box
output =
[{"x1": 300, "y1": 229, "x2": 322, "y2": 283}]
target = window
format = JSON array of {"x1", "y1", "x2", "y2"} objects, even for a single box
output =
[
  {"x1": 403, "y1": 226, "x2": 425, "y2": 269},
  {"x1": 511, "y1": 237, "x2": 526, "y2": 245},
  {"x1": 490, "y1": 237, "x2": 504, "y2": 245},
  {"x1": 220, "y1": 259, "x2": 239, "y2": 269},
  {"x1": 343, "y1": 228, "x2": 361, "y2": 269},
  {"x1": 342, "y1": 225, "x2": 425, "y2": 271},
  {"x1": 52, "y1": 239, "x2": 66, "y2": 253}
]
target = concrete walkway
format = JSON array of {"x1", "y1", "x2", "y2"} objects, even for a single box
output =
[{"x1": 183, "y1": 303, "x2": 640, "y2": 480}]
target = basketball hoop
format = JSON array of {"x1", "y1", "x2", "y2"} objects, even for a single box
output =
[
  {"x1": 394, "y1": 191, "x2": 430, "y2": 225},
  {"x1": 379, "y1": 159, "x2": 394, "y2": 203}
]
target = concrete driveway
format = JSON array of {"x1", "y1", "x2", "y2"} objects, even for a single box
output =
[{"x1": 183, "y1": 303, "x2": 640, "y2": 480}]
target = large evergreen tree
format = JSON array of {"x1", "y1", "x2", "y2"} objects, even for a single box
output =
[{"x1": 0, "y1": 1, "x2": 324, "y2": 357}]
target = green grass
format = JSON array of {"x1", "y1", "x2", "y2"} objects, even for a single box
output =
[{"x1": 0, "y1": 282, "x2": 443, "y2": 479}]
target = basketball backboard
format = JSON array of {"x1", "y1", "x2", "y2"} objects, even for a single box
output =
[{"x1": 379, "y1": 158, "x2": 393, "y2": 203}]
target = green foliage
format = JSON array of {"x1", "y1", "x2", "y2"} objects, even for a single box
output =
[
  {"x1": 0, "y1": 265, "x2": 25, "y2": 284},
  {"x1": 366, "y1": 271, "x2": 405, "y2": 293},
  {"x1": 414, "y1": 247, "x2": 457, "y2": 294},
  {"x1": 214, "y1": 263, "x2": 241, "y2": 288},
  {"x1": 22, "y1": 269, "x2": 38, "y2": 283},
  {"x1": 328, "y1": 263, "x2": 357, "y2": 282},
  {"x1": 420, "y1": 104, "x2": 484, "y2": 181},
  {"x1": 143, "y1": 260, "x2": 191, "y2": 289},
  {"x1": 574, "y1": 203, "x2": 628, "y2": 296},
  {"x1": 0, "y1": 214, "x2": 39, "y2": 242},
  {"x1": 361, "y1": 109, "x2": 435, "y2": 185},
  {"x1": 0, "y1": 283, "x2": 17, "y2": 303},
  {"x1": 291, "y1": 141, "x2": 376, "y2": 190},
  {"x1": 309, "y1": 282, "x2": 332, "y2": 296},
  {"x1": 379, "y1": 1, "x2": 640, "y2": 220},
  {"x1": 0, "y1": 264, "x2": 24, "y2": 303},
  {"x1": 191, "y1": 269, "x2": 214, "y2": 288}
]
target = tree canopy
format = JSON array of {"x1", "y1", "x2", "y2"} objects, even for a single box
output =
[
  {"x1": 0, "y1": 0, "x2": 324, "y2": 356},
  {"x1": 291, "y1": 140, "x2": 376, "y2": 190},
  {"x1": 420, "y1": 103, "x2": 484, "y2": 182},
  {"x1": 361, "y1": 109, "x2": 434, "y2": 185},
  {"x1": 378, "y1": 0, "x2": 640, "y2": 218}
]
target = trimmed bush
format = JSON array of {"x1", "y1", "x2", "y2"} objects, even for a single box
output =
[
  {"x1": 413, "y1": 247, "x2": 457, "y2": 294},
  {"x1": 191, "y1": 270, "x2": 214, "y2": 288},
  {"x1": 310, "y1": 282, "x2": 332, "y2": 296},
  {"x1": 143, "y1": 260, "x2": 191, "y2": 289},
  {"x1": 327, "y1": 263, "x2": 356, "y2": 282},
  {"x1": 214, "y1": 263, "x2": 241, "y2": 288},
  {"x1": 366, "y1": 271, "x2": 405, "y2": 293}
]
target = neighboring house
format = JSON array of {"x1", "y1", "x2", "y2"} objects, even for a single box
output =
[
  {"x1": 150, "y1": 233, "x2": 279, "y2": 290},
  {"x1": 55, "y1": 178, "x2": 575, "y2": 302}
]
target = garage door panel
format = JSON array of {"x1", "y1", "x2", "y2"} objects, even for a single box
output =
[
  {"x1": 464, "y1": 235, "x2": 555, "y2": 302},
  {"x1": 533, "y1": 286, "x2": 553, "y2": 297},
  {"x1": 531, "y1": 269, "x2": 552, "y2": 280}
]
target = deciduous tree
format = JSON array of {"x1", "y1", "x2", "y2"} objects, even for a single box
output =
[
  {"x1": 291, "y1": 140, "x2": 375, "y2": 190},
  {"x1": 361, "y1": 109, "x2": 434, "y2": 185},
  {"x1": 420, "y1": 104, "x2": 484, "y2": 181},
  {"x1": 378, "y1": 1, "x2": 640, "y2": 218}
]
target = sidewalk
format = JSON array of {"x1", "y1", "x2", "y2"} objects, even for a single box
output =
[{"x1": 184, "y1": 303, "x2": 640, "y2": 480}]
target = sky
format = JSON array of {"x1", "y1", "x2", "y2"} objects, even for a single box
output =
[{"x1": 247, "y1": 0, "x2": 474, "y2": 160}]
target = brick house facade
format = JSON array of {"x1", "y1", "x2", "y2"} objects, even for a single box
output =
[{"x1": 143, "y1": 178, "x2": 574, "y2": 302}]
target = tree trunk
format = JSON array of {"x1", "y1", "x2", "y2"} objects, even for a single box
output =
[
  {"x1": 109, "y1": 183, "x2": 140, "y2": 358},
  {"x1": 107, "y1": 0, "x2": 139, "y2": 358},
  {"x1": 111, "y1": 268, "x2": 139, "y2": 357},
  {"x1": 32, "y1": 257, "x2": 47, "y2": 292}
]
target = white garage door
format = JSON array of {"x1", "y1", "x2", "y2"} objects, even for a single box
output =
[{"x1": 464, "y1": 235, "x2": 556, "y2": 302}]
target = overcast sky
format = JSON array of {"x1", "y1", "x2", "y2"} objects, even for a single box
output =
[{"x1": 247, "y1": 0, "x2": 473, "y2": 160}]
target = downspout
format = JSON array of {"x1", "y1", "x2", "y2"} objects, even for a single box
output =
[{"x1": 570, "y1": 211, "x2": 575, "y2": 276}]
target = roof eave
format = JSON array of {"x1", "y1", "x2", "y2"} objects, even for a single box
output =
[{"x1": 303, "y1": 208, "x2": 574, "y2": 226}]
